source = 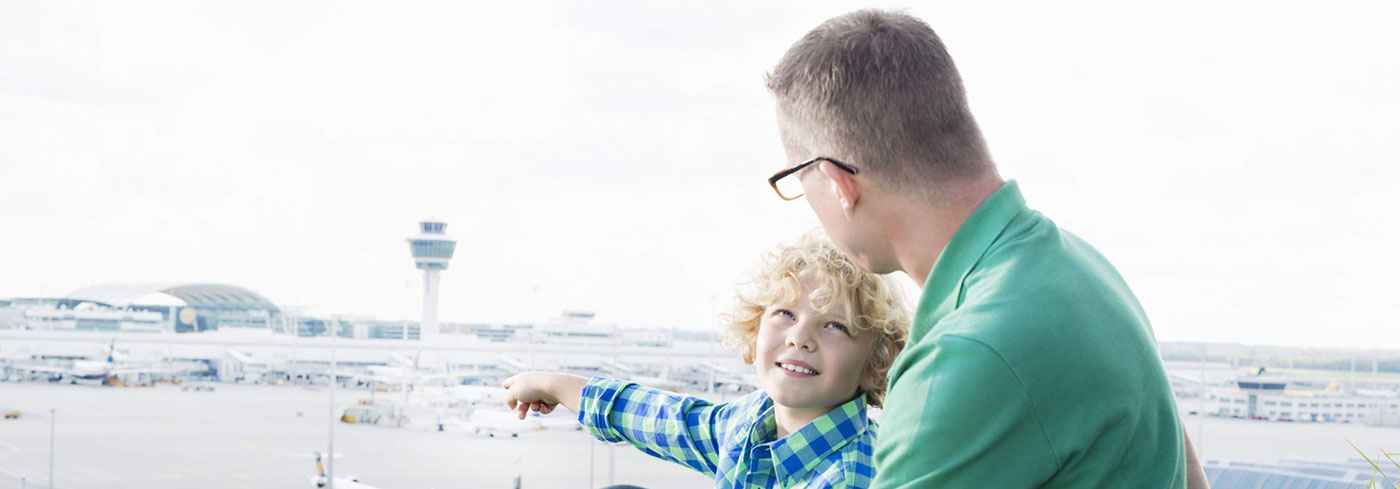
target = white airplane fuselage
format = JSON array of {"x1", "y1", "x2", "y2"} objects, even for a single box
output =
[{"x1": 67, "y1": 360, "x2": 113, "y2": 381}]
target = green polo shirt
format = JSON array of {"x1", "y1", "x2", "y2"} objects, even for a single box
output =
[{"x1": 871, "y1": 181, "x2": 1185, "y2": 488}]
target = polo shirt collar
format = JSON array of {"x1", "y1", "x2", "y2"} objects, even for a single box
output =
[
  {"x1": 914, "y1": 180, "x2": 1028, "y2": 341},
  {"x1": 749, "y1": 394, "x2": 869, "y2": 487}
]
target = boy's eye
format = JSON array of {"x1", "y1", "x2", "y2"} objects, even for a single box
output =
[
  {"x1": 775, "y1": 309, "x2": 796, "y2": 320},
  {"x1": 826, "y1": 322, "x2": 851, "y2": 335}
]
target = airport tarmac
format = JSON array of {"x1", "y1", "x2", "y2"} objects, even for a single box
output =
[
  {"x1": 0, "y1": 382, "x2": 711, "y2": 489},
  {"x1": 1183, "y1": 410, "x2": 1400, "y2": 464},
  {"x1": 5, "y1": 382, "x2": 1400, "y2": 489}
]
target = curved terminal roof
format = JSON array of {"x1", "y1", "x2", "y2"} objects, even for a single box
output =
[{"x1": 64, "y1": 283, "x2": 280, "y2": 313}]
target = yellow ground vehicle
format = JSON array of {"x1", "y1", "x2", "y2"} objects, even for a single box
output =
[
  {"x1": 340, "y1": 406, "x2": 407, "y2": 426},
  {"x1": 3, "y1": 411, "x2": 19, "y2": 419}
]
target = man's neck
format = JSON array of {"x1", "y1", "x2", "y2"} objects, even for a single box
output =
[{"x1": 887, "y1": 174, "x2": 1005, "y2": 287}]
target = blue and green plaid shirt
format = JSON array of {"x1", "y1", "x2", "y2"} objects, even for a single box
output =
[{"x1": 578, "y1": 377, "x2": 877, "y2": 489}]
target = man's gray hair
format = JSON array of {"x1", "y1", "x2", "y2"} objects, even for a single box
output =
[{"x1": 766, "y1": 9, "x2": 992, "y2": 191}]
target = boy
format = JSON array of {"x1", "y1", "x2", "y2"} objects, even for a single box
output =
[{"x1": 501, "y1": 233, "x2": 909, "y2": 488}]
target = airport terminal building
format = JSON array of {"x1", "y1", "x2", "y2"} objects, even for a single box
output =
[
  {"x1": 0, "y1": 282, "x2": 526, "y2": 341},
  {"x1": 0, "y1": 282, "x2": 745, "y2": 387},
  {"x1": 0, "y1": 283, "x2": 717, "y2": 348}
]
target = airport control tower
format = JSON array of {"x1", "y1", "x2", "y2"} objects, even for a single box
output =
[{"x1": 406, "y1": 219, "x2": 456, "y2": 342}]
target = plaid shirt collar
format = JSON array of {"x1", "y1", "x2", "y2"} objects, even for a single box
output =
[{"x1": 749, "y1": 393, "x2": 870, "y2": 487}]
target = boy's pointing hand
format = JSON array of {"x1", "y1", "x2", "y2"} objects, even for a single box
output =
[{"x1": 501, "y1": 371, "x2": 588, "y2": 420}]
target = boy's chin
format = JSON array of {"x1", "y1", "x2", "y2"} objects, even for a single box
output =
[{"x1": 765, "y1": 387, "x2": 835, "y2": 411}]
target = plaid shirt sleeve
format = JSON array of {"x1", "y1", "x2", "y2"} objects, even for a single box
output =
[{"x1": 577, "y1": 377, "x2": 737, "y2": 477}]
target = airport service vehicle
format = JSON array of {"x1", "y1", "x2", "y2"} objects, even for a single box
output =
[
  {"x1": 341, "y1": 405, "x2": 411, "y2": 427},
  {"x1": 309, "y1": 452, "x2": 382, "y2": 489}
]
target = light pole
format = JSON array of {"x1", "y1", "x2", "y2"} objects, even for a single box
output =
[
  {"x1": 48, "y1": 407, "x2": 55, "y2": 489},
  {"x1": 328, "y1": 325, "x2": 337, "y2": 489}
]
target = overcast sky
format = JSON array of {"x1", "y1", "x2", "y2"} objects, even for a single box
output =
[{"x1": 1, "y1": 1, "x2": 1396, "y2": 348}]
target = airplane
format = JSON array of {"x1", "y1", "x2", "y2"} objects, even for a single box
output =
[
  {"x1": 309, "y1": 452, "x2": 382, "y2": 489},
  {"x1": 343, "y1": 351, "x2": 450, "y2": 388},
  {"x1": 445, "y1": 384, "x2": 508, "y2": 406},
  {"x1": 356, "y1": 353, "x2": 492, "y2": 388},
  {"x1": 1284, "y1": 379, "x2": 1340, "y2": 398},
  {"x1": 8, "y1": 339, "x2": 200, "y2": 385},
  {"x1": 453, "y1": 408, "x2": 540, "y2": 437}
]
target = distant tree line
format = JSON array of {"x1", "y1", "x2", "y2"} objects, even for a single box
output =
[{"x1": 1159, "y1": 342, "x2": 1400, "y2": 374}]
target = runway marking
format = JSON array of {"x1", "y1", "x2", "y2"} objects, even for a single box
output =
[
  {"x1": 0, "y1": 467, "x2": 93, "y2": 489},
  {"x1": 0, "y1": 440, "x2": 19, "y2": 458},
  {"x1": 0, "y1": 440, "x2": 24, "y2": 483}
]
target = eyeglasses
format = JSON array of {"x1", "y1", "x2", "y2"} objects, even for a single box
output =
[{"x1": 767, "y1": 157, "x2": 859, "y2": 201}]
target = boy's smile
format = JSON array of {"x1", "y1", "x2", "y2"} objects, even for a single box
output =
[{"x1": 775, "y1": 358, "x2": 819, "y2": 376}]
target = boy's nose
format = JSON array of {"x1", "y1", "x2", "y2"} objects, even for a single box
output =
[{"x1": 785, "y1": 325, "x2": 818, "y2": 352}]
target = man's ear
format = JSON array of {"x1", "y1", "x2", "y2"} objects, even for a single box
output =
[{"x1": 819, "y1": 161, "x2": 860, "y2": 218}]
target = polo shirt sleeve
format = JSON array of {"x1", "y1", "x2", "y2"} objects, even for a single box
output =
[
  {"x1": 577, "y1": 377, "x2": 732, "y2": 477},
  {"x1": 871, "y1": 335, "x2": 1059, "y2": 488}
]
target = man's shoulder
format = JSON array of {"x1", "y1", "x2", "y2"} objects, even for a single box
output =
[
  {"x1": 932, "y1": 214, "x2": 1154, "y2": 361},
  {"x1": 891, "y1": 207, "x2": 1185, "y2": 487},
  {"x1": 968, "y1": 212, "x2": 1138, "y2": 308},
  {"x1": 909, "y1": 211, "x2": 1176, "y2": 431}
]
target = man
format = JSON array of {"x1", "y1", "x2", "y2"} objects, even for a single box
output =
[{"x1": 763, "y1": 10, "x2": 1208, "y2": 488}]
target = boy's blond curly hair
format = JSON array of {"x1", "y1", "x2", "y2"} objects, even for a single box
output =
[{"x1": 719, "y1": 231, "x2": 910, "y2": 407}]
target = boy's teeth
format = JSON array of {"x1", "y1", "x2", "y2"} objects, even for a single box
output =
[{"x1": 780, "y1": 363, "x2": 816, "y2": 375}]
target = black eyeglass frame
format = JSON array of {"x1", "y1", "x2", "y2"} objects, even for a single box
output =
[{"x1": 767, "y1": 157, "x2": 859, "y2": 201}]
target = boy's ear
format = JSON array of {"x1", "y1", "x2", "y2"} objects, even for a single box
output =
[
  {"x1": 818, "y1": 161, "x2": 860, "y2": 218},
  {"x1": 859, "y1": 359, "x2": 887, "y2": 401},
  {"x1": 860, "y1": 367, "x2": 879, "y2": 394}
]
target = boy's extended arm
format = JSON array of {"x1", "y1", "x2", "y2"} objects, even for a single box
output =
[
  {"x1": 576, "y1": 377, "x2": 736, "y2": 477},
  {"x1": 501, "y1": 372, "x2": 733, "y2": 475}
]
